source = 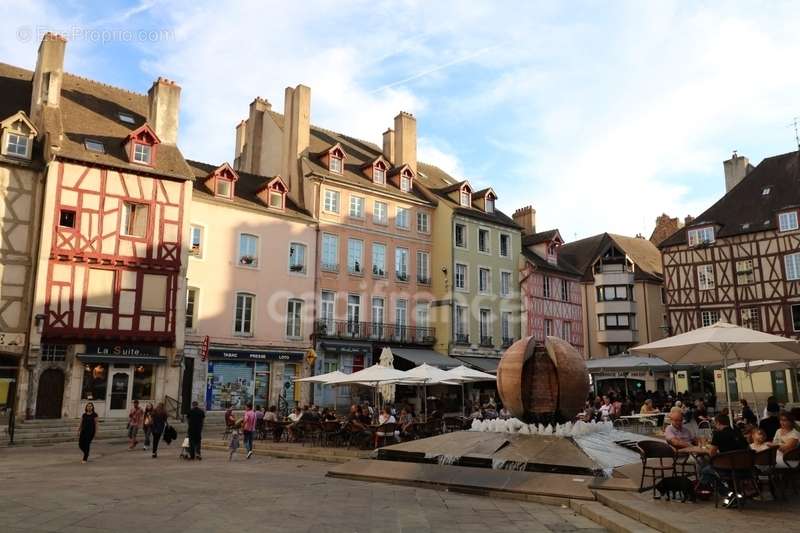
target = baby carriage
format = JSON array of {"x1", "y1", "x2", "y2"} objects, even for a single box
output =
[{"x1": 180, "y1": 436, "x2": 191, "y2": 459}]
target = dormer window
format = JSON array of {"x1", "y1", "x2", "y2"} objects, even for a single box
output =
[
  {"x1": 547, "y1": 243, "x2": 558, "y2": 264},
  {"x1": 1, "y1": 111, "x2": 37, "y2": 161},
  {"x1": 687, "y1": 226, "x2": 715, "y2": 247},
  {"x1": 216, "y1": 179, "x2": 231, "y2": 198},
  {"x1": 204, "y1": 163, "x2": 239, "y2": 200},
  {"x1": 779, "y1": 210, "x2": 799, "y2": 232},
  {"x1": 123, "y1": 124, "x2": 160, "y2": 167},
  {"x1": 133, "y1": 143, "x2": 152, "y2": 164},
  {"x1": 256, "y1": 175, "x2": 288, "y2": 210},
  {"x1": 326, "y1": 145, "x2": 345, "y2": 174},
  {"x1": 400, "y1": 168, "x2": 413, "y2": 192},
  {"x1": 374, "y1": 165, "x2": 386, "y2": 184},
  {"x1": 486, "y1": 196, "x2": 495, "y2": 213},
  {"x1": 5, "y1": 133, "x2": 29, "y2": 157},
  {"x1": 460, "y1": 189, "x2": 471, "y2": 207},
  {"x1": 85, "y1": 139, "x2": 105, "y2": 153},
  {"x1": 269, "y1": 191, "x2": 284, "y2": 209},
  {"x1": 118, "y1": 112, "x2": 136, "y2": 124}
]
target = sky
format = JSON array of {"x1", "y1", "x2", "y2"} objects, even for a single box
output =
[{"x1": 3, "y1": 0, "x2": 800, "y2": 241}]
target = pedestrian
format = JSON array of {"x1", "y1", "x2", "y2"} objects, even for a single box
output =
[
  {"x1": 228, "y1": 424, "x2": 240, "y2": 461},
  {"x1": 78, "y1": 402, "x2": 98, "y2": 463},
  {"x1": 187, "y1": 400, "x2": 205, "y2": 460},
  {"x1": 150, "y1": 402, "x2": 168, "y2": 458},
  {"x1": 242, "y1": 402, "x2": 256, "y2": 459},
  {"x1": 142, "y1": 403, "x2": 153, "y2": 451},
  {"x1": 127, "y1": 399, "x2": 143, "y2": 450}
]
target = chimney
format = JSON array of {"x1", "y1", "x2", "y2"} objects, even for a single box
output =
[
  {"x1": 147, "y1": 77, "x2": 181, "y2": 144},
  {"x1": 723, "y1": 151, "x2": 753, "y2": 192},
  {"x1": 233, "y1": 119, "x2": 247, "y2": 168},
  {"x1": 238, "y1": 97, "x2": 270, "y2": 173},
  {"x1": 684, "y1": 215, "x2": 694, "y2": 226},
  {"x1": 281, "y1": 85, "x2": 311, "y2": 208},
  {"x1": 30, "y1": 33, "x2": 66, "y2": 131},
  {"x1": 382, "y1": 128, "x2": 395, "y2": 164},
  {"x1": 513, "y1": 206, "x2": 536, "y2": 236},
  {"x1": 394, "y1": 112, "x2": 417, "y2": 174}
]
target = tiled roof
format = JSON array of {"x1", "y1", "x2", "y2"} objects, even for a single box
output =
[
  {"x1": 521, "y1": 247, "x2": 582, "y2": 277},
  {"x1": 660, "y1": 150, "x2": 800, "y2": 248},
  {"x1": 522, "y1": 229, "x2": 560, "y2": 246},
  {"x1": 0, "y1": 62, "x2": 192, "y2": 181},
  {"x1": 559, "y1": 232, "x2": 663, "y2": 282},
  {"x1": 187, "y1": 160, "x2": 313, "y2": 222}
]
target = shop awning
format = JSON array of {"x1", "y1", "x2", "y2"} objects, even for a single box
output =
[
  {"x1": 391, "y1": 348, "x2": 460, "y2": 369},
  {"x1": 77, "y1": 354, "x2": 168, "y2": 365},
  {"x1": 454, "y1": 356, "x2": 500, "y2": 374},
  {"x1": 585, "y1": 355, "x2": 693, "y2": 373}
]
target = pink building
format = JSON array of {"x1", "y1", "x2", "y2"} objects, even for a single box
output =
[{"x1": 184, "y1": 161, "x2": 317, "y2": 412}]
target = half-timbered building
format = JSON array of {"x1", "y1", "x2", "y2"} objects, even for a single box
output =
[
  {"x1": 660, "y1": 151, "x2": 800, "y2": 403},
  {"x1": 18, "y1": 35, "x2": 193, "y2": 419}
]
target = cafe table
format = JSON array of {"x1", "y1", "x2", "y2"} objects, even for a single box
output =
[{"x1": 675, "y1": 444, "x2": 711, "y2": 478}]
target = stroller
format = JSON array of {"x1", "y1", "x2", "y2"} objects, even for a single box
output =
[{"x1": 179, "y1": 436, "x2": 191, "y2": 459}]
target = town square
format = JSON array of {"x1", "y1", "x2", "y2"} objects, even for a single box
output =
[{"x1": 1, "y1": 2, "x2": 800, "y2": 532}]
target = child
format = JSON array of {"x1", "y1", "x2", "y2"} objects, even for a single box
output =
[
  {"x1": 750, "y1": 428, "x2": 770, "y2": 452},
  {"x1": 228, "y1": 426, "x2": 240, "y2": 461}
]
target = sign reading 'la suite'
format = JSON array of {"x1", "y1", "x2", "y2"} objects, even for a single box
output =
[{"x1": 85, "y1": 344, "x2": 161, "y2": 357}]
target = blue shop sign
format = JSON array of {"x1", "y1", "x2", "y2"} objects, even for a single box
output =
[{"x1": 207, "y1": 347, "x2": 305, "y2": 362}]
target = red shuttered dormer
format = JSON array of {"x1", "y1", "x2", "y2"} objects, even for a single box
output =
[
  {"x1": 256, "y1": 175, "x2": 288, "y2": 210},
  {"x1": 123, "y1": 124, "x2": 160, "y2": 167},
  {"x1": 203, "y1": 162, "x2": 239, "y2": 200}
]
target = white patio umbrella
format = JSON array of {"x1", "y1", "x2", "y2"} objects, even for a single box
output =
[
  {"x1": 727, "y1": 360, "x2": 796, "y2": 419},
  {"x1": 378, "y1": 347, "x2": 396, "y2": 405},
  {"x1": 631, "y1": 322, "x2": 800, "y2": 422},
  {"x1": 295, "y1": 370, "x2": 347, "y2": 414},
  {"x1": 326, "y1": 364, "x2": 418, "y2": 420},
  {"x1": 443, "y1": 365, "x2": 497, "y2": 416},
  {"x1": 394, "y1": 363, "x2": 454, "y2": 420}
]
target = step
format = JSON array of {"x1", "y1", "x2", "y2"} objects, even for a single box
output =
[
  {"x1": 595, "y1": 491, "x2": 678, "y2": 533},
  {"x1": 570, "y1": 500, "x2": 660, "y2": 533}
]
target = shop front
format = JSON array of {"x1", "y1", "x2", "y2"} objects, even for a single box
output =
[
  {"x1": 314, "y1": 341, "x2": 372, "y2": 407},
  {"x1": 76, "y1": 344, "x2": 169, "y2": 418},
  {"x1": 205, "y1": 347, "x2": 305, "y2": 411}
]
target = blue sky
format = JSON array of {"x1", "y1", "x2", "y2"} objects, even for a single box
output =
[{"x1": 3, "y1": 0, "x2": 800, "y2": 240}]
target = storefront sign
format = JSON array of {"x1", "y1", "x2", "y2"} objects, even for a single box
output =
[
  {"x1": 84, "y1": 344, "x2": 161, "y2": 357},
  {"x1": 0, "y1": 332, "x2": 25, "y2": 354},
  {"x1": 593, "y1": 371, "x2": 648, "y2": 379},
  {"x1": 207, "y1": 347, "x2": 304, "y2": 362}
]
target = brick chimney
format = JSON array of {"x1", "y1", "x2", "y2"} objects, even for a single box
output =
[
  {"x1": 382, "y1": 128, "x2": 395, "y2": 164},
  {"x1": 723, "y1": 151, "x2": 753, "y2": 192},
  {"x1": 30, "y1": 33, "x2": 66, "y2": 132},
  {"x1": 233, "y1": 119, "x2": 247, "y2": 168},
  {"x1": 393, "y1": 112, "x2": 416, "y2": 174},
  {"x1": 513, "y1": 206, "x2": 536, "y2": 236},
  {"x1": 147, "y1": 77, "x2": 181, "y2": 144},
  {"x1": 281, "y1": 85, "x2": 311, "y2": 208},
  {"x1": 236, "y1": 97, "x2": 270, "y2": 174}
]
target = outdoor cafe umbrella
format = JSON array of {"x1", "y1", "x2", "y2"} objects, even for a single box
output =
[
  {"x1": 394, "y1": 363, "x2": 454, "y2": 420},
  {"x1": 326, "y1": 364, "x2": 420, "y2": 419},
  {"x1": 727, "y1": 360, "x2": 797, "y2": 418},
  {"x1": 295, "y1": 370, "x2": 347, "y2": 413},
  {"x1": 443, "y1": 365, "x2": 497, "y2": 417},
  {"x1": 378, "y1": 347, "x2": 396, "y2": 405},
  {"x1": 630, "y1": 321, "x2": 800, "y2": 422}
]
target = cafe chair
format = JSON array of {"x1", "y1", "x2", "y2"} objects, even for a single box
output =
[
  {"x1": 778, "y1": 448, "x2": 800, "y2": 495},
  {"x1": 374, "y1": 422, "x2": 397, "y2": 448},
  {"x1": 637, "y1": 440, "x2": 677, "y2": 497},
  {"x1": 753, "y1": 447, "x2": 782, "y2": 501},
  {"x1": 711, "y1": 450, "x2": 757, "y2": 509},
  {"x1": 321, "y1": 420, "x2": 342, "y2": 447}
]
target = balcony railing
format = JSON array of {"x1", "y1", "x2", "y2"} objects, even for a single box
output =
[
  {"x1": 417, "y1": 276, "x2": 431, "y2": 285},
  {"x1": 321, "y1": 262, "x2": 338, "y2": 272},
  {"x1": 314, "y1": 319, "x2": 435, "y2": 345},
  {"x1": 454, "y1": 333, "x2": 470, "y2": 345},
  {"x1": 396, "y1": 271, "x2": 409, "y2": 282},
  {"x1": 501, "y1": 337, "x2": 515, "y2": 348},
  {"x1": 479, "y1": 336, "x2": 494, "y2": 347}
]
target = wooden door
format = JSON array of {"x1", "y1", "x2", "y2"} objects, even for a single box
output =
[{"x1": 36, "y1": 369, "x2": 64, "y2": 419}]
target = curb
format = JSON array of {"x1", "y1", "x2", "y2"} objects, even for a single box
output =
[
  {"x1": 570, "y1": 499, "x2": 660, "y2": 533},
  {"x1": 202, "y1": 443, "x2": 363, "y2": 463}
]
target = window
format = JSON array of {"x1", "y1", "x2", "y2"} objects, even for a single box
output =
[
  {"x1": 81, "y1": 363, "x2": 107, "y2": 401},
  {"x1": 329, "y1": 154, "x2": 343, "y2": 174},
  {"x1": 697, "y1": 264, "x2": 715, "y2": 290},
  {"x1": 133, "y1": 143, "x2": 152, "y2": 164},
  {"x1": 84, "y1": 139, "x2": 105, "y2": 153},
  {"x1": 347, "y1": 294, "x2": 361, "y2": 332},
  {"x1": 735, "y1": 260, "x2": 754, "y2": 285},
  {"x1": 190, "y1": 225, "x2": 203, "y2": 257},
  {"x1": 289, "y1": 242, "x2": 307, "y2": 273},
  {"x1": 132, "y1": 365, "x2": 155, "y2": 401},
  {"x1": 560, "y1": 279, "x2": 569, "y2": 302},
  {"x1": 544, "y1": 319, "x2": 553, "y2": 337},
  {"x1": 59, "y1": 209, "x2": 76, "y2": 228},
  {"x1": 395, "y1": 300, "x2": 408, "y2": 334},
  {"x1": 500, "y1": 271, "x2": 511, "y2": 297},
  {"x1": 417, "y1": 212, "x2": 430, "y2": 233},
  {"x1": 371, "y1": 297, "x2": 385, "y2": 329},
  {"x1": 479, "y1": 267, "x2": 491, "y2": 294},
  {"x1": 500, "y1": 234, "x2": 510, "y2": 257},
  {"x1": 455, "y1": 263, "x2": 467, "y2": 290},
  {"x1": 501, "y1": 312, "x2": 512, "y2": 343},
  {"x1": 601, "y1": 314, "x2": 632, "y2": 330},
  {"x1": 395, "y1": 248, "x2": 409, "y2": 281},
  {"x1": 234, "y1": 293, "x2": 254, "y2": 335},
  {"x1": 41, "y1": 344, "x2": 67, "y2": 362},
  {"x1": 400, "y1": 175, "x2": 412, "y2": 192},
  {"x1": 121, "y1": 202, "x2": 149, "y2": 237},
  {"x1": 349, "y1": 195, "x2": 364, "y2": 218},
  {"x1": 320, "y1": 291, "x2": 335, "y2": 320},
  {"x1": 347, "y1": 239, "x2": 364, "y2": 274},
  {"x1": 543, "y1": 275, "x2": 551, "y2": 298},
  {"x1": 486, "y1": 196, "x2": 495, "y2": 213},
  {"x1": 324, "y1": 190, "x2": 340, "y2": 213},
  {"x1": 562, "y1": 321, "x2": 571, "y2": 340},
  {"x1": 460, "y1": 189, "x2": 471, "y2": 207},
  {"x1": 416, "y1": 303, "x2": 429, "y2": 332},
  {"x1": 785, "y1": 253, "x2": 800, "y2": 281},
  {"x1": 86, "y1": 269, "x2": 114, "y2": 308},
  {"x1": 779, "y1": 211, "x2": 799, "y2": 232},
  {"x1": 791, "y1": 304, "x2": 800, "y2": 332},
  {"x1": 321, "y1": 234, "x2": 339, "y2": 271},
  {"x1": 286, "y1": 299, "x2": 303, "y2": 338},
  {"x1": 141, "y1": 274, "x2": 167, "y2": 312},
  {"x1": 372, "y1": 243, "x2": 386, "y2": 277},
  {"x1": 687, "y1": 226, "x2": 715, "y2": 247},
  {"x1": 118, "y1": 112, "x2": 136, "y2": 124},
  {"x1": 269, "y1": 191, "x2": 284, "y2": 209},
  {"x1": 741, "y1": 307, "x2": 760, "y2": 330},
  {"x1": 373, "y1": 201, "x2": 388, "y2": 224},
  {"x1": 479, "y1": 309, "x2": 492, "y2": 344},
  {"x1": 607, "y1": 344, "x2": 629, "y2": 357},
  {"x1": 455, "y1": 305, "x2": 468, "y2": 341},
  {"x1": 4, "y1": 132, "x2": 29, "y2": 157},
  {"x1": 185, "y1": 288, "x2": 198, "y2": 330},
  {"x1": 478, "y1": 228, "x2": 490, "y2": 253},
  {"x1": 700, "y1": 310, "x2": 719, "y2": 327},
  {"x1": 396, "y1": 207, "x2": 410, "y2": 229},
  {"x1": 215, "y1": 178, "x2": 232, "y2": 198},
  {"x1": 417, "y1": 251, "x2": 430, "y2": 284},
  {"x1": 597, "y1": 285, "x2": 630, "y2": 301},
  {"x1": 374, "y1": 166, "x2": 386, "y2": 185},
  {"x1": 238, "y1": 233, "x2": 259, "y2": 267},
  {"x1": 455, "y1": 223, "x2": 467, "y2": 248}
]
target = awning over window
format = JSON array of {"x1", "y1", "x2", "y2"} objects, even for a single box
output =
[
  {"x1": 391, "y1": 348, "x2": 460, "y2": 369},
  {"x1": 454, "y1": 356, "x2": 500, "y2": 374},
  {"x1": 584, "y1": 355, "x2": 697, "y2": 373},
  {"x1": 77, "y1": 354, "x2": 167, "y2": 365}
]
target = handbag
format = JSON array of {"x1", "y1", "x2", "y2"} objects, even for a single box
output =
[
  {"x1": 181, "y1": 437, "x2": 190, "y2": 448},
  {"x1": 163, "y1": 424, "x2": 178, "y2": 444}
]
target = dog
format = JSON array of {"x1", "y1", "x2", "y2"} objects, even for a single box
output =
[{"x1": 654, "y1": 476, "x2": 696, "y2": 502}]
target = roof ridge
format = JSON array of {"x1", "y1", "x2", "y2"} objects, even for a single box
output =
[
  {"x1": 267, "y1": 109, "x2": 381, "y2": 153},
  {"x1": 0, "y1": 62, "x2": 146, "y2": 98}
]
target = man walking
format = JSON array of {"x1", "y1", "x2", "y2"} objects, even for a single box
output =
[
  {"x1": 242, "y1": 402, "x2": 256, "y2": 459},
  {"x1": 187, "y1": 401, "x2": 205, "y2": 460},
  {"x1": 127, "y1": 400, "x2": 143, "y2": 450}
]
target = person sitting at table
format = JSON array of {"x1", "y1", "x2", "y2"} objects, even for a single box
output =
[
  {"x1": 288, "y1": 407, "x2": 301, "y2": 423},
  {"x1": 397, "y1": 408, "x2": 415, "y2": 439},
  {"x1": 694, "y1": 399, "x2": 708, "y2": 423},
  {"x1": 599, "y1": 396, "x2": 613, "y2": 420},
  {"x1": 498, "y1": 405, "x2": 511, "y2": 419},
  {"x1": 320, "y1": 407, "x2": 336, "y2": 421},
  {"x1": 750, "y1": 428, "x2": 770, "y2": 453},
  {"x1": 738, "y1": 399, "x2": 757, "y2": 426},
  {"x1": 665, "y1": 410, "x2": 696, "y2": 449},
  {"x1": 700, "y1": 414, "x2": 750, "y2": 508},
  {"x1": 759, "y1": 402, "x2": 781, "y2": 441},
  {"x1": 640, "y1": 399, "x2": 658, "y2": 415},
  {"x1": 773, "y1": 411, "x2": 800, "y2": 468},
  {"x1": 762, "y1": 396, "x2": 778, "y2": 420},
  {"x1": 345, "y1": 405, "x2": 372, "y2": 448},
  {"x1": 375, "y1": 407, "x2": 398, "y2": 445}
]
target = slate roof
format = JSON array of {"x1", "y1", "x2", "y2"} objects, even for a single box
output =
[
  {"x1": 522, "y1": 229, "x2": 560, "y2": 247},
  {"x1": 559, "y1": 233, "x2": 663, "y2": 283},
  {"x1": 0, "y1": 62, "x2": 192, "y2": 181},
  {"x1": 521, "y1": 247, "x2": 582, "y2": 277},
  {"x1": 186, "y1": 160, "x2": 313, "y2": 222},
  {"x1": 660, "y1": 150, "x2": 800, "y2": 248}
]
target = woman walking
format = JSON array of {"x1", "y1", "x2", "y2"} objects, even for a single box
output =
[
  {"x1": 142, "y1": 403, "x2": 153, "y2": 451},
  {"x1": 78, "y1": 403, "x2": 98, "y2": 463},
  {"x1": 150, "y1": 403, "x2": 168, "y2": 458}
]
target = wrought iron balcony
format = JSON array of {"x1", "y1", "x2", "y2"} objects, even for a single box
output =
[
  {"x1": 501, "y1": 337, "x2": 515, "y2": 348},
  {"x1": 454, "y1": 333, "x2": 470, "y2": 345},
  {"x1": 479, "y1": 336, "x2": 494, "y2": 347},
  {"x1": 314, "y1": 319, "x2": 435, "y2": 345},
  {"x1": 417, "y1": 275, "x2": 431, "y2": 285}
]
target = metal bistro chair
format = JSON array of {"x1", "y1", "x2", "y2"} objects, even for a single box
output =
[
  {"x1": 711, "y1": 449, "x2": 757, "y2": 509},
  {"x1": 778, "y1": 447, "x2": 800, "y2": 495},
  {"x1": 637, "y1": 440, "x2": 677, "y2": 497},
  {"x1": 320, "y1": 420, "x2": 343, "y2": 447},
  {"x1": 374, "y1": 422, "x2": 397, "y2": 448},
  {"x1": 753, "y1": 447, "x2": 782, "y2": 501},
  {"x1": 299, "y1": 421, "x2": 323, "y2": 447}
]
